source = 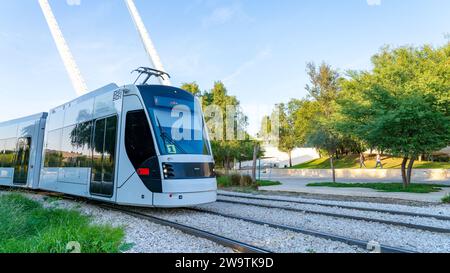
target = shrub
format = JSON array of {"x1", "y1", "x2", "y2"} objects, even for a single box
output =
[
  {"x1": 230, "y1": 173, "x2": 242, "y2": 186},
  {"x1": 215, "y1": 170, "x2": 225, "y2": 178},
  {"x1": 240, "y1": 175, "x2": 254, "y2": 187},
  {"x1": 442, "y1": 194, "x2": 450, "y2": 204},
  {"x1": 217, "y1": 176, "x2": 231, "y2": 187}
]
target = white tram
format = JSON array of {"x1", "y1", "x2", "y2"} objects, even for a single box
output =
[{"x1": 0, "y1": 69, "x2": 217, "y2": 207}]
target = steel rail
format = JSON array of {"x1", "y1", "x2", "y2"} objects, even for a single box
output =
[
  {"x1": 188, "y1": 208, "x2": 417, "y2": 253},
  {"x1": 216, "y1": 199, "x2": 450, "y2": 234},
  {"x1": 218, "y1": 193, "x2": 450, "y2": 221},
  {"x1": 100, "y1": 204, "x2": 272, "y2": 254}
]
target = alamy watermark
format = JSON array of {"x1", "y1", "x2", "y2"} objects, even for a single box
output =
[
  {"x1": 167, "y1": 102, "x2": 280, "y2": 145},
  {"x1": 66, "y1": 241, "x2": 81, "y2": 253}
]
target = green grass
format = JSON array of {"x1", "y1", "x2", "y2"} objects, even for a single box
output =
[
  {"x1": 442, "y1": 194, "x2": 450, "y2": 204},
  {"x1": 257, "y1": 180, "x2": 282, "y2": 187},
  {"x1": 0, "y1": 193, "x2": 127, "y2": 253},
  {"x1": 291, "y1": 155, "x2": 450, "y2": 169},
  {"x1": 307, "y1": 182, "x2": 450, "y2": 193}
]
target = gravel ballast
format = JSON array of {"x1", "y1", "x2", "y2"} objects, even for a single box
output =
[
  {"x1": 198, "y1": 199, "x2": 450, "y2": 253},
  {"x1": 139, "y1": 208, "x2": 366, "y2": 253},
  {"x1": 219, "y1": 191, "x2": 450, "y2": 217},
  {"x1": 217, "y1": 196, "x2": 450, "y2": 230}
]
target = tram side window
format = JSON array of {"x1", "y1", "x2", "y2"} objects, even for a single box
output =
[
  {"x1": 59, "y1": 122, "x2": 93, "y2": 168},
  {"x1": 61, "y1": 125, "x2": 77, "y2": 167},
  {"x1": 92, "y1": 119, "x2": 105, "y2": 181},
  {"x1": 103, "y1": 117, "x2": 117, "y2": 182},
  {"x1": 75, "y1": 121, "x2": 93, "y2": 167},
  {"x1": 92, "y1": 116, "x2": 118, "y2": 182},
  {"x1": 125, "y1": 110, "x2": 156, "y2": 169},
  {"x1": 0, "y1": 138, "x2": 17, "y2": 168},
  {"x1": 44, "y1": 130, "x2": 62, "y2": 168},
  {"x1": 0, "y1": 139, "x2": 5, "y2": 167}
]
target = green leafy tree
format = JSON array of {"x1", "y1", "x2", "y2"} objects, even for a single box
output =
[
  {"x1": 305, "y1": 62, "x2": 341, "y2": 117},
  {"x1": 193, "y1": 81, "x2": 257, "y2": 173},
  {"x1": 292, "y1": 100, "x2": 321, "y2": 149},
  {"x1": 302, "y1": 62, "x2": 346, "y2": 175},
  {"x1": 180, "y1": 82, "x2": 201, "y2": 96},
  {"x1": 307, "y1": 122, "x2": 340, "y2": 182},
  {"x1": 338, "y1": 43, "x2": 450, "y2": 187},
  {"x1": 277, "y1": 102, "x2": 302, "y2": 167}
]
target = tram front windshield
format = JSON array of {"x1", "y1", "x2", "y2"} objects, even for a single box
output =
[{"x1": 138, "y1": 86, "x2": 211, "y2": 156}]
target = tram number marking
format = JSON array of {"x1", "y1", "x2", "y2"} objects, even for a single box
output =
[
  {"x1": 166, "y1": 144, "x2": 177, "y2": 154},
  {"x1": 113, "y1": 90, "x2": 122, "y2": 101}
]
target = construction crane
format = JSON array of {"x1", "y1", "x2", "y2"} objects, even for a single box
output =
[
  {"x1": 124, "y1": 0, "x2": 171, "y2": 86},
  {"x1": 38, "y1": 0, "x2": 88, "y2": 96}
]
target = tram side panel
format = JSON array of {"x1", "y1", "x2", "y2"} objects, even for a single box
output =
[
  {"x1": 115, "y1": 93, "x2": 157, "y2": 206},
  {"x1": 0, "y1": 113, "x2": 47, "y2": 189},
  {"x1": 39, "y1": 84, "x2": 122, "y2": 202}
]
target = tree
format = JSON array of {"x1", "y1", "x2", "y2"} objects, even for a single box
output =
[
  {"x1": 339, "y1": 87, "x2": 450, "y2": 186},
  {"x1": 337, "y1": 44, "x2": 450, "y2": 187},
  {"x1": 192, "y1": 81, "x2": 258, "y2": 173},
  {"x1": 292, "y1": 100, "x2": 321, "y2": 148},
  {"x1": 307, "y1": 122, "x2": 340, "y2": 182},
  {"x1": 180, "y1": 82, "x2": 201, "y2": 96},
  {"x1": 305, "y1": 62, "x2": 341, "y2": 118},
  {"x1": 298, "y1": 62, "x2": 346, "y2": 177},
  {"x1": 251, "y1": 142, "x2": 260, "y2": 183},
  {"x1": 277, "y1": 102, "x2": 301, "y2": 167}
]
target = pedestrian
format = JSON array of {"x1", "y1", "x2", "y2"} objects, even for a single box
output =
[
  {"x1": 375, "y1": 154, "x2": 383, "y2": 169},
  {"x1": 359, "y1": 153, "x2": 366, "y2": 168}
]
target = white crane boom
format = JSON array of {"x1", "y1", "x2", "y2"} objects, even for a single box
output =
[
  {"x1": 38, "y1": 0, "x2": 88, "y2": 96},
  {"x1": 125, "y1": 0, "x2": 171, "y2": 86}
]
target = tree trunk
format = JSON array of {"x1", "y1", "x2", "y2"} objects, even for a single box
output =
[
  {"x1": 251, "y1": 144, "x2": 260, "y2": 183},
  {"x1": 406, "y1": 158, "x2": 415, "y2": 186},
  {"x1": 330, "y1": 155, "x2": 336, "y2": 183},
  {"x1": 225, "y1": 156, "x2": 230, "y2": 176},
  {"x1": 401, "y1": 157, "x2": 408, "y2": 188},
  {"x1": 288, "y1": 151, "x2": 292, "y2": 168}
]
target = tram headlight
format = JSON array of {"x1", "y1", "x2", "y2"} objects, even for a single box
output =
[{"x1": 162, "y1": 163, "x2": 174, "y2": 179}]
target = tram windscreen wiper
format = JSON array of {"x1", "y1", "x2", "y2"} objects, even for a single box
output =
[{"x1": 155, "y1": 117, "x2": 188, "y2": 154}]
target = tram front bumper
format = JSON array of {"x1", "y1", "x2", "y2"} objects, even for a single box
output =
[{"x1": 153, "y1": 190, "x2": 217, "y2": 208}]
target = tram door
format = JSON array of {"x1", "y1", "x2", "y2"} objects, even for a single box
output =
[
  {"x1": 90, "y1": 116, "x2": 118, "y2": 197},
  {"x1": 13, "y1": 137, "x2": 31, "y2": 185}
]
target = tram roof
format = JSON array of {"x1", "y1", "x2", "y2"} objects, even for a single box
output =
[
  {"x1": 0, "y1": 112, "x2": 48, "y2": 127},
  {"x1": 49, "y1": 83, "x2": 119, "y2": 112}
]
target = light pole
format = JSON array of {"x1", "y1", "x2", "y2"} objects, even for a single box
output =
[
  {"x1": 124, "y1": 0, "x2": 171, "y2": 86},
  {"x1": 38, "y1": 0, "x2": 88, "y2": 96}
]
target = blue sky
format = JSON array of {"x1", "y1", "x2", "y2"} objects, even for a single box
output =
[{"x1": 0, "y1": 0, "x2": 449, "y2": 135}]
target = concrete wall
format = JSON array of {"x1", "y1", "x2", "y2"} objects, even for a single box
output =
[
  {"x1": 239, "y1": 168, "x2": 450, "y2": 182},
  {"x1": 236, "y1": 146, "x2": 320, "y2": 169}
]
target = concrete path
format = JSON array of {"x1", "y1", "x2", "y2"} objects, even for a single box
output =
[{"x1": 259, "y1": 178, "x2": 450, "y2": 203}]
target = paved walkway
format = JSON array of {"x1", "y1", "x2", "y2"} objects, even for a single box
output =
[{"x1": 259, "y1": 178, "x2": 450, "y2": 203}]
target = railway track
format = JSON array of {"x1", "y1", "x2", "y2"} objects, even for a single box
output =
[
  {"x1": 219, "y1": 193, "x2": 450, "y2": 221},
  {"x1": 216, "y1": 198, "x2": 450, "y2": 234},
  {"x1": 186, "y1": 208, "x2": 416, "y2": 253},
  {"x1": 99, "y1": 204, "x2": 272, "y2": 254}
]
